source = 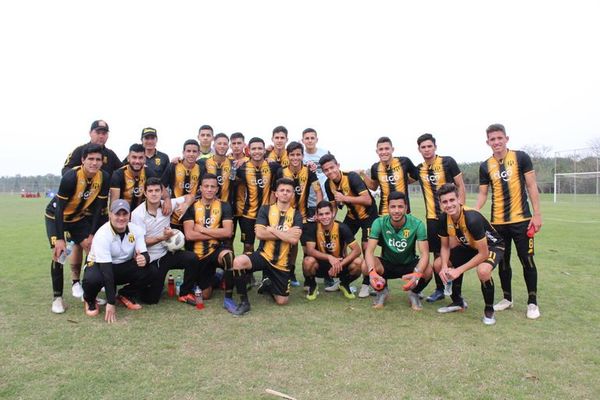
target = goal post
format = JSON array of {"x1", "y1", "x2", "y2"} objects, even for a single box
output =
[{"x1": 553, "y1": 172, "x2": 600, "y2": 203}]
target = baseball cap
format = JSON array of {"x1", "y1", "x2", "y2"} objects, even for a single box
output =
[
  {"x1": 141, "y1": 127, "x2": 157, "y2": 139},
  {"x1": 90, "y1": 120, "x2": 109, "y2": 132},
  {"x1": 110, "y1": 199, "x2": 130, "y2": 214}
]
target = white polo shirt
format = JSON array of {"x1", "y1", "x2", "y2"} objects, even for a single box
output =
[
  {"x1": 88, "y1": 222, "x2": 147, "y2": 265},
  {"x1": 131, "y1": 197, "x2": 186, "y2": 262},
  {"x1": 303, "y1": 147, "x2": 330, "y2": 206}
]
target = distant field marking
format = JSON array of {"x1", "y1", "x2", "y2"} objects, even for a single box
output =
[{"x1": 546, "y1": 217, "x2": 600, "y2": 224}]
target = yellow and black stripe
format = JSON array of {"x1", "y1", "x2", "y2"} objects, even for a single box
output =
[
  {"x1": 200, "y1": 156, "x2": 233, "y2": 203},
  {"x1": 441, "y1": 206, "x2": 503, "y2": 250},
  {"x1": 325, "y1": 171, "x2": 377, "y2": 221},
  {"x1": 238, "y1": 160, "x2": 277, "y2": 219},
  {"x1": 278, "y1": 165, "x2": 319, "y2": 222},
  {"x1": 370, "y1": 157, "x2": 416, "y2": 215},
  {"x1": 417, "y1": 155, "x2": 462, "y2": 220},
  {"x1": 257, "y1": 205, "x2": 301, "y2": 271},
  {"x1": 266, "y1": 149, "x2": 289, "y2": 168},
  {"x1": 111, "y1": 165, "x2": 152, "y2": 210},
  {"x1": 189, "y1": 199, "x2": 225, "y2": 260}
]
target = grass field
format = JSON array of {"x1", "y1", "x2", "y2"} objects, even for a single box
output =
[{"x1": 1, "y1": 194, "x2": 599, "y2": 399}]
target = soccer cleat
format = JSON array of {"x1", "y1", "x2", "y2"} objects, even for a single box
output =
[
  {"x1": 437, "y1": 300, "x2": 467, "y2": 313},
  {"x1": 339, "y1": 283, "x2": 356, "y2": 300},
  {"x1": 71, "y1": 282, "x2": 84, "y2": 299},
  {"x1": 117, "y1": 295, "x2": 142, "y2": 310},
  {"x1": 493, "y1": 299, "x2": 514, "y2": 311},
  {"x1": 372, "y1": 287, "x2": 389, "y2": 309},
  {"x1": 257, "y1": 278, "x2": 273, "y2": 295},
  {"x1": 526, "y1": 304, "x2": 541, "y2": 319},
  {"x1": 51, "y1": 297, "x2": 66, "y2": 314},
  {"x1": 306, "y1": 286, "x2": 319, "y2": 301},
  {"x1": 290, "y1": 274, "x2": 301, "y2": 287},
  {"x1": 482, "y1": 312, "x2": 497, "y2": 325},
  {"x1": 358, "y1": 284, "x2": 371, "y2": 298},
  {"x1": 408, "y1": 291, "x2": 423, "y2": 311},
  {"x1": 223, "y1": 297, "x2": 238, "y2": 314},
  {"x1": 426, "y1": 289, "x2": 445, "y2": 303},
  {"x1": 303, "y1": 282, "x2": 310, "y2": 292},
  {"x1": 84, "y1": 299, "x2": 99, "y2": 317},
  {"x1": 178, "y1": 293, "x2": 196, "y2": 306},
  {"x1": 324, "y1": 279, "x2": 340, "y2": 292},
  {"x1": 231, "y1": 301, "x2": 251, "y2": 316}
]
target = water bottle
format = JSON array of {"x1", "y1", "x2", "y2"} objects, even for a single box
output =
[
  {"x1": 229, "y1": 163, "x2": 238, "y2": 181},
  {"x1": 167, "y1": 274, "x2": 175, "y2": 297},
  {"x1": 175, "y1": 275, "x2": 183, "y2": 296},
  {"x1": 444, "y1": 280, "x2": 453, "y2": 296},
  {"x1": 195, "y1": 286, "x2": 204, "y2": 310},
  {"x1": 58, "y1": 240, "x2": 74, "y2": 264}
]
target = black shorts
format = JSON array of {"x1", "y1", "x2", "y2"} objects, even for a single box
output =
[
  {"x1": 239, "y1": 217, "x2": 257, "y2": 245},
  {"x1": 344, "y1": 215, "x2": 376, "y2": 243},
  {"x1": 378, "y1": 256, "x2": 420, "y2": 279},
  {"x1": 197, "y1": 247, "x2": 230, "y2": 290},
  {"x1": 45, "y1": 216, "x2": 92, "y2": 247},
  {"x1": 427, "y1": 218, "x2": 441, "y2": 254},
  {"x1": 450, "y1": 245, "x2": 504, "y2": 269},
  {"x1": 248, "y1": 252, "x2": 290, "y2": 297},
  {"x1": 311, "y1": 259, "x2": 332, "y2": 278},
  {"x1": 493, "y1": 220, "x2": 534, "y2": 258}
]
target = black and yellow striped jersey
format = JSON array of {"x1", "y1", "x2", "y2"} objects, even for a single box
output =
[
  {"x1": 182, "y1": 199, "x2": 232, "y2": 260},
  {"x1": 62, "y1": 143, "x2": 122, "y2": 176},
  {"x1": 46, "y1": 166, "x2": 109, "y2": 223},
  {"x1": 438, "y1": 206, "x2": 503, "y2": 250},
  {"x1": 198, "y1": 156, "x2": 234, "y2": 204},
  {"x1": 479, "y1": 150, "x2": 533, "y2": 224},
  {"x1": 256, "y1": 204, "x2": 303, "y2": 271},
  {"x1": 266, "y1": 149, "x2": 289, "y2": 168},
  {"x1": 416, "y1": 155, "x2": 462, "y2": 220},
  {"x1": 324, "y1": 171, "x2": 378, "y2": 221},
  {"x1": 276, "y1": 165, "x2": 320, "y2": 222},
  {"x1": 235, "y1": 160, "x2": 280, "y2": 219},
  {"x1": 370, "y1": 157, "x2": 417, "y2": 215},
  {"x1": 161, "y1": 161, "x2": 201, "y2": 224},
  {"x1": 228, "y1": 155, "x2": 249, "y2": 217},
  {"x1": 110, "y1": 165, "x2": 156, "y2": 211},
  {"x1": 305, "y1": 221, "x2": 356, "y2": 258}
]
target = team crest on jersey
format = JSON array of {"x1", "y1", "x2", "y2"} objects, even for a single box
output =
[
  {"x1": 403, "y1": 229, "x2": 410, "y2": 238},
  {"x1": 128, "y1": 234, "x2": 135, "y2": 243},
  {"x1": 155, "y1": 158, "x2": 161, "y2": 166},
  {"x1": 212, "y1": 208, "x2": 220, "y2": 215},
  {"x1": 103, "y1": 156, "x2": 108, "y2": 164},
  {"x1": 261, "y1": 166, "x2": 271, "y2": 175}
]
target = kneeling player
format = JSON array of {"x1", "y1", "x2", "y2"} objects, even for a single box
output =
[
  {"x1": 302, "y1": 201, "x2": 362, "y2": 300},
  {"x1": 229, "y1": 178, "x2": 303, "y2": 316},
  {"x1": 363, "y1": 192, "x2": 432, "y2": 310},
  {"x1": 182, "y1": 173, "x2": 234, "y2": 306},
  {"x1": 436, "y1": 183, "x2": 505, "y2": 325}
]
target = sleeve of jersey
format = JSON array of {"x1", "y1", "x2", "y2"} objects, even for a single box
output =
[
  {"x1": 324, "y1": 181, "x2": 334, "y2": 203},
  {"x1": 100, "y1": 171, "x2": 110, "y2": 197},
  {"x1": 130, "y1": 209, "x2": 143, "y2": 228},
  {"x1": 479, "y1": 162, "x2": 490, "y2": 185},
  {"x1": 57, "y1": 170, "x2": 77, "y2": 200},
  {"x1": 62, "y1": 146, "x2": 82, "y2": 175},
  {"x1": 293, "y1": 210, "x2": 303, "y2": 228},
  {"x1": 110, "y1": 169, "x2": 123, "y2": 189},
  {"x1": 403, "y1": 157, "x2": 419, "y2": 180},
  {"x1": 255, "y1": 205, "x2": 269, "y2": 227},
  {"x1": 340, "y1": 223, "x2": 357, "y2": 246},
  {"x1": 145, "y1": 167, "x2": 157, "y2": 179},
  {"x1": 368, "y1": 218, "x2": 382, "y2": 240},
  {"x1": 180, "y1": 205, "x2": 195, "y2": 223},
  {"x1": 465, "y1": 211, "x2": 486, "y2": 241},
  {"x1": 92, "y1": 234, "x2": 113, "y2": 263},
  {"x1": 437, "y1": 216, "x2": 448, "y2": 237},
  {"x1": 160, "y1": 164, "x2": 172, "y2": 189},
  {"x1": 416, "y1": 219, "x2": 428, "y2": 241},
  {"x1": 518, "y1": 151, "x2": 534, "y2": 174},
  {"x1": 348, "y1": 171, "x2": 368, "y2": 194},
  {"x1": 308, "y1": 171, "x2": 319, "y2": 186},
  {"x1": 109, "y1": 150, "x2": 123, "y2": 171},
  {"x1": 447, "y1": 157, "x2": 462, "y2": 178},
  {"x1": 131, "y1": 224, "x2": 148, "y2": 253},
  {"x1": 304, "y1": 223, "x2": 316, "y2": 243},
  {"x1": 370, "y1": 163, "x2": 378, "y2": 183},
  {"x1": 221, "y1": 202, "x2": 233, "y2": 220},
  {"x1": 196, "y1": 159, "x2": 207, "y2": 177}
]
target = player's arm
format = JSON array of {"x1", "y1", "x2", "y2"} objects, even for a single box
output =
[
  {"x1": 337, "y1": 189, "x2": 372, "y2": 206},
  {"x1": 305, "y1": 241, "x2": 332, "y2": 262},
  {"x1": 363, "y1": 238, "x2": 379, "y2": 272},
  {"x1": 196, "y1": 219, "x2": 233, "y2": 240},
  {"x1": 476, "y1": 185, "x2": 488, "y2": 210},
  {"x1": 448, "y1": 239, "x2": 489, "y2": 283},
  {"x1": 415, "y1": 239, "x2": 430, "y2": 272},
  {"x1": 340, "y1": 240, "x2": 361, "y2": 268},
  {"x1": 525, "y1": 171, "x2": 542, "y2": 232},
  {"x1": 183, "y1": 219, "x2": 214, "y2": 241},
  {"x1": 453, "y1": 174, "x2": 466, "y2": 205},
  {"x1": 265, "y1": 225, "x2": 302, "y2": 245},
  {"x1": 361, "y1": 164, "x2": 378, "y2": 190},
  {"x1": 405, "y1": 157, "x2": 418, "y2": 184}
]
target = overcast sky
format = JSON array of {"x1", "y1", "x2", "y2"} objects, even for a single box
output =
[{"x1": 1, "y1": 1, "x2": 599, "y2": 176}]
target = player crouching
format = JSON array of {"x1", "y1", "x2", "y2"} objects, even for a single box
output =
[
  {"x1": 362, "y1": 192, "x2": 432, "y2": 310},
  {"x1": 302, "y1": 201, "x2": 362, "y2": 300}
]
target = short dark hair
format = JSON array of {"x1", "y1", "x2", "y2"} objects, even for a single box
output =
[
  {"x1": 438, "y1": 183, "x2": 458, "y2": 199},
  {"x1": 199, "y1": 125, "x2": 213, "y2": 133},
  {"x1": 248, "y1": 137, "x2": 265, "y2": 147},
  {"x1": 272, "y1": 126, "x2": 288, "y2": 137},
  {"x1": 417, "y1": 133, "x2": 436, "y2": 146},
  {"x1": 129, "y1": 143, "x2": 145, "y2": 153},
  {"x1": 144, "y1": 177, "x2": 163, "y2": 190},
  {"x1": 81, "y1": 144, "x2": 103, "y2": 159},
  {"x1": 302, "y1": 128, "x2": 317, "y2": 136},
  {"x1": 201, "y1": 173, "x2": 218, "y2": 183},
  {"x1": 275, "y1": 177, "x2": 295, "y2": 190},
  {"x1": 316, "y1": 200, "x2": 333, "y2": 212},
  {"x1": 388, "y1": 191, "x2": 407, "y2": 203},
  {"x1": 286, "y1": 141, "x2": 303, "y2": 154},
  {"x1": 377, "y1": 136, "x2": 393, "y2": 146},
  {"x1": 319, "y1": 153, "x2": 337, "y2": 167},
  {"x1": 214, "y1": 133, "x2": 229, "y2": 142},
  {"x1": 486, "y1": 123, "x2": 506, "y2": 136},
  {"x1": 183, "y1": 139, "x2": 200, "y2": 150},
  {"x1": 230, "y1": 132, "x2": 245, "y2": 141}
]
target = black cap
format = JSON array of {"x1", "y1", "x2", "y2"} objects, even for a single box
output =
[
  {"x1": 90, "y1": 120, "x2": 109, "y2": 132},
  {"x1": 141, "y1": 127, "x2": 157, "y2": 139}
]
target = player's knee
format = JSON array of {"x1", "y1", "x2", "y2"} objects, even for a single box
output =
[
  {"x1": 233, "y1": 255, "x2": 250, "y2": 270},
  {"x1": 275, "y1": 296, "x2": 289, "y2": 306},
  {"x1": 202, "y1": 287, "x2": 213, "y2": 300},
  {"x1": 477, "y1": 264, "x2": 493, "y2": 281},
  {"x1": 432, "y1": 257, "x2": 442, "y2": 272}
]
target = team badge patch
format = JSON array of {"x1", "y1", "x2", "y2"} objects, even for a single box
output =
[
  {"x1": 128, "y1": 234, "x2": 135, "y2": 243},
  {"x1": 403, "y1": 229, "x2": 410, "y2": 238},
  {"x1": 155, "y1": 158, "x2": 161, "y2": 166}
]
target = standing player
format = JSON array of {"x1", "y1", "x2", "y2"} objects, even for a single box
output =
[
  {"x1": 229, "y1": 132, "x2": 250, "y2": 251},
  {"x1": 302, "y1": 201, "x2": 363, "y2": 300},
  {"x1": 414, "y1": 133, "x2": 466, "y2": 303},
  {"x1": 45, "y1": 144, "x2": 109, "y2": 313},
  {"x1": 197, "y1": 124, "x2": 214, "y2": 160},
  {"x1": 111, "y1": 144, "x2": 157, "y2": 211},
  {"x1": 476, "y1": 123, "x2": 542, "y2": 319},
  {"x1": 437, "y1": 183, "x2": 505, "y2": 325},
  {"x1": 266, "y1": 126, "x2": 290, "y2": 168},
  {"x1": 140, "y1": 127, "x2": 170, "y2": 177},
  {"x1": 82, "y1": 200, "x2": 152, "y2": 323},
  {"x1": 130, "y1": 178, "x2": 199, "y2": 305},
  {"x1": 161, "y1": 139, "x2": 201, "y2": 228},
  {"x1": 229, "y1": 178, "x2": 303, "y2": 316},
  {"x1": 363, "y1": 192, "x2": 432, "y2": 310},
  {"x1": 319, "y1": 153, "x2": 379, "y2": 298},
  {"x1": 182, "y1": 173, "x2": 234, "y2": 306},
  {"x1": 362, "y1": 136, "x2": 418, "y2": 216},
  {"x1": 198, "y1": 133, "x2": 234, "y2": 205}
]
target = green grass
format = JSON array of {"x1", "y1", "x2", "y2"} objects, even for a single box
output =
[{"x1": 1, "y1": 194, "x2": 599, "y2": 399}]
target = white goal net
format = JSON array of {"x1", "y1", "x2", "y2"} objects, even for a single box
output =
[{"x1": 554, "y1": 147, "x2": 600, "y2": 203}]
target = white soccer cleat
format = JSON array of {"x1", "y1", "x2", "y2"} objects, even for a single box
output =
[
  {"x1": 358, "y1": 284, "x2": 371, "y2": 298},
  {"x1": 493, "y1": 298, "x2": 513, "y2": 311},
  {"x1": 71, "y1": 282, "x2": 84, "y2": 299},
  {"x1": 51, "y1": 297, "x2": 66, "y2": 314},
  {"x1": 324, "y1": 279, "x2": 340, "y2": 292},
  {"x1": 526, "y1": 304, "x2": 541, "y2": 319},
  {"x1": 482, "y1": 313, "x2": 497, "y2": 325}
]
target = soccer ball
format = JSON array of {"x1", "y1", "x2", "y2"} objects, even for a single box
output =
[{"x1": 164, "y1": 229, "x2": 185, "y2": 252}]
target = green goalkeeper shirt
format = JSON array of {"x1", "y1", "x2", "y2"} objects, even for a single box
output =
[{"x1": 369, "y1": 214, "x2": 427, "y2": 265}]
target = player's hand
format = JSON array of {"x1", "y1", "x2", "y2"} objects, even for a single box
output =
[
  {"x1": 81, "y1": 235, "x2": 93, "y2": 253},
  {"x1": 266, "y1": 144, "x2": 274, "y2": 152},
  {"x1": 307, "y1": 161, "x2": 318, "y2": 173},
  {"x1": 170, "y1": 156, "x2": 182, "y2": 164},
  {"x1": 233, "y1": 158, "x2": 245, "y2": 168},
  {"x1": 105, "y1": 304, "x2": 117, "y2": 324},
  {"x1": 135, "y1": 250, "x2": 146, "y2": 267},
  {"x1": 163, "y1": 227, "x2": 175, "y2": 240},
  {"x1": 53, "y1": 239, "x2": 66, "y2": 262},
  {"x1": 328, "y1": 256, "x2": 342, "y2": 275},
  {"x1": 368, "y1": 268, "x2": 386, "y2": 291},
  {"x1": 529, "y1": 214, "x2": 542, "y2": 234},
  {"x1": 439, "y1": 266, "x2": 450, "y2": 284},
  {"x1": 401, "y1": 272, "x2": 423, "y2": 291},
  {"x1": 444, "y1": 268, "x2": 461, "y2": 283},
  {"x1": 162, "y1": 200, "x2": 173, "y2": 216},
  {"x1": 333, "y1": 191, "x2": 345, "y2": 203}
]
